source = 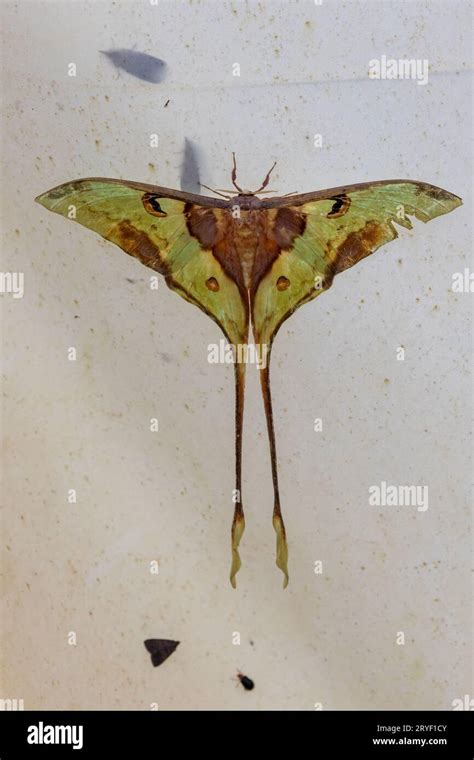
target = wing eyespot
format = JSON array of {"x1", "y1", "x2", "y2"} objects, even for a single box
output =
[
  {"x1": 276, "y1": 276, "x2": 290, "y2": 291},
  {"x1": 142, "y1": 193, "x2": 168, "y2": 217},
  {"x1": 206, "y1": 277, "x2": 220, "y2": 292},
  {"x1": 327, "y1": 194, "x2": 351, "y2": 219}
]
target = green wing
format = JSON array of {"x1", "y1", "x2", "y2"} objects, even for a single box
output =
[
  {"x1": 252, "y1": 180, "x2": 462, "y2": 347},
  {"x1": 36, "y1": 177, "x2": 250, "y2": 589},
  {"x1": 251, "y1": 179, "x2": 461, "y2": 588},
  {"x1": 35, "y1": 178, "x2": 248, "y2": 345}
]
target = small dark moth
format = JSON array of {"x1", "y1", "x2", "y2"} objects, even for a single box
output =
[
  {"x1": 36, "y1": 156, "x2": 462, "y2": 588},
  {"x1": 144, "y1": 639, "x2": 180, "y2": 667},
  {"x1": 237, "y1": 672, "x2": 255, "y2": 691}
]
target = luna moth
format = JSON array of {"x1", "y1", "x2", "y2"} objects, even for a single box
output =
[{"x1": 35, "y1": 157, "x2": 462, "y2": 588}]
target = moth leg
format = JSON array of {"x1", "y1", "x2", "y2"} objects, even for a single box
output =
[
  {"x1": 199, "y1": 183, "x2": 232, "y2": 200},
  {"x1": 259, "y1": 364, "x2": 289, "y2": 588},
  {"x1": 230, "y1": 362, "x2": 246, "y2": 587}
]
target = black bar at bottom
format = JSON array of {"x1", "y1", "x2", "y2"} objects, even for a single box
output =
[{"x1": 0, "y1": 710, "x2": 472, "y2": 757}]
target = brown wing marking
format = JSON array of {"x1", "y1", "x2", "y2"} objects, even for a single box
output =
[
  {"x1": 112, "y1": 220, "x2": 170, "y2": 274},
  {"x1": 250, "y1": 206, "x2": 307, "y2": 296},
  {"x1": 330, "y1": 219, "x2": 393, "y2": 276},
  {"x1": 185, "y1": 203, "x2": 248, "y2": 298}
]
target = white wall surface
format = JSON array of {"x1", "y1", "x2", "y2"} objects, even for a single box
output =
[{"x1": 1, "y1": 0, "x2": 472, "y2": 710}]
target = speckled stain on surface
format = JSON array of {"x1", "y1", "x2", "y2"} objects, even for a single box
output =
[{"x1": 0, "y1": 0, "x2": 472, "y2": 710}]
